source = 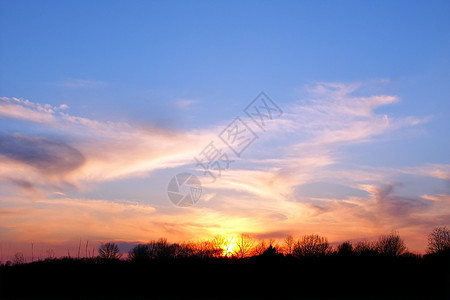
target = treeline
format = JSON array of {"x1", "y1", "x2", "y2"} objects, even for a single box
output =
[
  {"x1": 109, "y1": 226, "x2": 449, "y2": 261},
  {"x1": 1, "y1": 227, "x2": 449, "y2": 300},
  {"x1": 3, "y1": 226, "x2": 450, "y2": 266}
]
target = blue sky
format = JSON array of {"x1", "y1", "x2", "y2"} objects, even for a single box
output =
[{"x1": 0, "y1": 0, "x2": 449, "y2": 257}]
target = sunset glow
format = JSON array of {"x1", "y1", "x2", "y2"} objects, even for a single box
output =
[
  {"x1": 1, "y1": 1, "x2": 449, "y2": 263},
  {"x1": 221, "y1": 236, "x2": 238, "y2": 257}
]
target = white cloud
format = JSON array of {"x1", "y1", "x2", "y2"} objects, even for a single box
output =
[{"x1": 0, "y1": 97, "x2": 56, "y2": 124}]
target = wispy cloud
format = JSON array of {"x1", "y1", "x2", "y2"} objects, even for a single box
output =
[
  {"x1": 200, "y1": 82, "x2": 429, "y2": 202},
  {"x1": 400, "y1": 164, "x2": 450, "y2": 180},
  {"x1": 174, "y1": 99, "x2": 198, "y2": 109},
  {"x1": 0, "y1": 96, "x2": 217, "y2": 196},
  {"x1": 0, "y1": 97, "x2": 59, "y2": 124}
]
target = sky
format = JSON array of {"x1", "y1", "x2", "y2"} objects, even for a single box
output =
[{"x1": 0, "y1": 0, "x2": 449, "y2": 260}]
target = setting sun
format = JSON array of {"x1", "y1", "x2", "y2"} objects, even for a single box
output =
[{"x1": 221, "y1": 236, "x2": 238, "y2": 257}]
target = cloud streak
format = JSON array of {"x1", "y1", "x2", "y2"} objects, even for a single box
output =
[{"x1": 0, "y1": 97, "x2": 58, "y2": 125}]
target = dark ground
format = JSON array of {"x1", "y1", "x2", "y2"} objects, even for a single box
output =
[{"x1": 1, "y1": 254, "x2": 449, "y2": 300}]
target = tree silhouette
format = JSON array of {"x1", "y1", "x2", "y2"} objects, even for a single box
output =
[
  {"x1": 427, "y1": 226, "x2": 450, "y2": 255},
  {"x1": 129, "y1": 244, "x2": 151, "y2": 262},
  {"x1": 253, "y1": 240, "x2": 268, "y2": 256},
  {"x1": 13, "y1": 252, "x2": 25, "y2": 265},
  {"x1": 129, "y1": 241, "x2": 200, "y2": 260},
  {"x1": 211, "y1": 235, "x2": 227, "y2": 257},
  {"x1": 98, "y1": 242, "x2": 122, "y2": 260},
  {"x1": 170, "y1": 243, "x2": 191, "y2": 258},
  {"x1": 178, "y1": 242, "x2": 197, "y2": 257},
  {"x1": 376, "y1": 232, "x2": 406, "y2": 257},
  {"x1": 293, "y1": 234, "x2": 329, "y2": 257},
  {"x1": 149, "y1": 238, "x2": 174, "y2": 259},
  {"x1": 284, "y1": 235, "x2": 294, "y2": 255},
  {"x1": 353, "y1": 240, "x2": 378, "y2": 256},
  {"x1": 235, "y1": 234, "x2": 254, "y2": 258},
  {"x1": 261, "y1": 244, "x2": 278, "y2": 257},
  {"x1": 194, "y1": 240, "x2": 221, "y2": 258},
  {"x1": 337, "y1": 241, "x2": 353, "y2": 256}
]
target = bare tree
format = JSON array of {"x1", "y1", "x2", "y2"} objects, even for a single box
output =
[
  {"x1": 253, "y1": 240, "x2": 268, "y2": 256},
  {"x1": 376, "y1": 231, "x2": 406, "y2": 257},
  {"x1": 234, "y1": 234, "x2": 254, "y2": 258},
  {"x1": 353, "y1": 241, "x2": 378, "y2": 256},
  {"x1": 178, "y1": 242, "x2": 197, "y2": 257},
  {"x1": 192, "y1": 240, "x2": 221, "y2": 258},
  {"x1": 427, "y1": 226, "x2": 450, "y2": 254},
  {"x1": 13, "y1": 252, "x2": 25, "y2": 265},
  {"x1": 149, "y1": 238, "x2": 175, "y2": 259},
  {"x1": 293, "y1": 234, "x2": 329, "y2": 257},
  {"x1": 98, "y1": 242, "x2": 122, "y2": 260},
  {"x1": 284, "y1": 235, "x2": 294, "y2": 255},
  {"x1": 193, "y1": 240, "x2": 208, "y2": 258},
  {"x1": 169, "y1": 243, "x2": 193, "y2": 258},
  {"x1": 211, "y1": 235, "x2": 226, "y2": 257}
]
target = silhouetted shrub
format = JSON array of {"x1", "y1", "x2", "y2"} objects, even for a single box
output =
[
  {"x1": 337, "y1": 241, "x2": 353, "y2": 256},
  {"x1": 98, "y1": 242, "x2": 122, "y2": 260}
]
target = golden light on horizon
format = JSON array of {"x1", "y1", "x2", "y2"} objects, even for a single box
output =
[{"x1": 221, "y1": 236, "x2": 238, "y2": 257}]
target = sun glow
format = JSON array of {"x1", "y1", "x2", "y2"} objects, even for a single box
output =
[{"x1": 221, "y1": 236, "x2": 239, "y2": 257}]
